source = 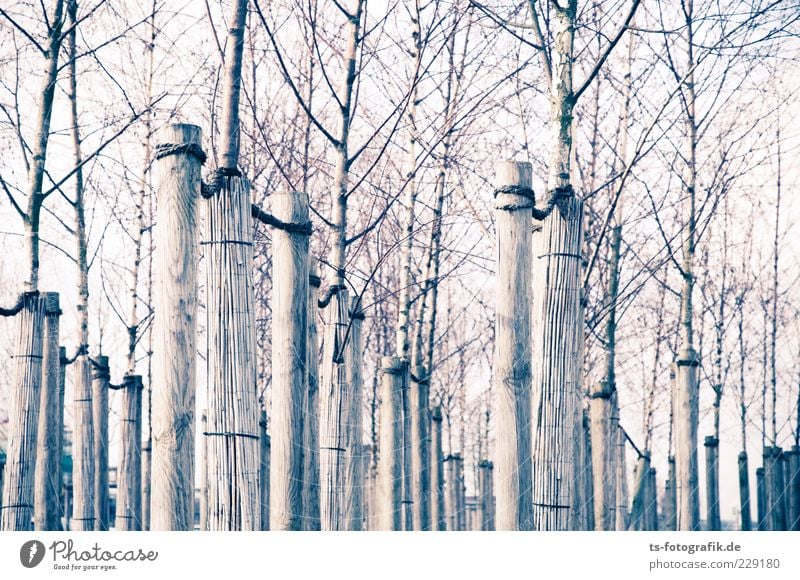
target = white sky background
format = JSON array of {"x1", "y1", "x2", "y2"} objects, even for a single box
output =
[{"x1": 0, "y1": 0, "x2": 799, "y2": 526}]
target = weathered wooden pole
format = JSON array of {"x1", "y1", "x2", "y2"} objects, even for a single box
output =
[
  {"x1": 664, "y1": 456, "x2": 677, "y2": 531},
  {"x1": 787, "y1": 446, "x2": 800, "y2": 530},
  {"x1": 444, "y1": 455, "x2": 457, "y2": 531},
  {"x1": 409, "y1": 366, "x2": 430, "y2": 532},
  {"x1": 479, "y1": 460, "x2": 494, "y2": 531},
  {"x1": 198, "y1": 411, "x2": 208, "y2": 531},
  {"x1": 375, "y1": 357, "x2": 402, "y2": 530},
  {"x1": 756, "y1": 466, "x2": 767, "y2": 530},
  {"x1": 492, "y1": 160, "x2": 533, "y2": 531},
  {"x1": 35, "y1": 292, "x2": 62, "y2": 530},
  {"x1": 319, "y1": 286, "x2": 351, "y2": 530},
  {"x1": 628, "y1": 454, "x2": 650, "y2": 530},
  {"x1": 454, "y1": 453, "x2": 466, "y2": 531},
  {"x1": 260, "y1": 410, "x2": 270, "y2": 531},
  {"x1": 115, "y1": 374, "x2": 143, "y2": 530},
  {"x1": 674, "y1": 351, "x2": 700, "y2": 530},
  {"x1": 150, "y1": 123, "x2": 201, "y2": 531},
  {"x1": 647, "y1": 467, "x2": 658, "y2": 531},
  {"x1": 430, "y1": 406, "x2": 445, "y2": 531},
  {"x1": 346, "y1": 298, "x2": 365, "y2": 530},
  {"x1": 92, "y1": 355, "x2": 110, "y2": 530},
  {"x1": 270, "y1": 190, "x2": 309, "y2": 531},
  {"x1": 614, "y1": 424, "x2": 629, "y2": 531},
  {"x1": 400, "y1": 362, "x2": 414, "y2": 531},
  {"x1": 302, "y1": 262, "x2": 321, "y2": 530},
  {"x1": 589, "y1": 382, "x2": 616, "y2": 530},
  {"x1": 1, "y1": 293, "x2": 46, "y2": 531},
  {"x1": 737, "y1": 451, "x2": 752, "y2": 530},
  {"x1": 704, "y1": 436, "x2": 720, "y2": 530},
  {"x1": 769, "y1": 447, "x2": 787, "y2": 531}
]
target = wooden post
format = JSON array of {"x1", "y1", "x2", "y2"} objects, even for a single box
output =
[
  {"x1": 35, "y1": 292, "x2": 62, "y2": 530},
  {"x1": 737, "y1": 451, "x2": 752, "y2": 531},
  {"x1": 589, "y1": 382, "x2": 616, "y2": 530},
  {"x1": 454, "y1": 453, "x2": 466, "y2": 531},
  {"x1": 270, "y1": 190, "x2": 309, "y2": 531},
  {"x1": 204, "y1": 169, "x2": 260, "y2": 531},
  {"x1": 150, "y1": 123, "x2": 201, "y2": 531},
  {"x1": 345, "y1": 298, "x2": 365, "y2": 530},
  {"x1": 302, "y1": 262, "x2": 321, "y2": 530},
  {"x1": 770, "y1": 447, "x2": 787, "y2": 530},
  {"x1": 787, "y1": 446, "x2": 800, "y2": 531},
  {"x1": 664, "y1": 456, "x2": 677, "y2": 531},
  {"x1": 1, "y1": 293, "x2": 46, "y2": 531},
  {"x1": 410, "y1": 366, "x2": 430, "y2": 531},
  {"x1": 319, "y1": 287, "x2": 351, "y2": 530},
  {"x1": 614, "y1": 424, "x2": 629, "y2": 531},
  {"x1": 628, "y1": 454, "x2": 649, "y2": 530},
  {"x1": 492, "y1": 160, "x2": 533, "y2": 531},
  {"x1": 260, "y1": 410, "x2": 270, "y2": 531},
  {"x1": 704, "y1": 436, "x2": 720, "y2": 530},
  {"x1": 401, "y1": 362, "x2": 413, "y2": 531},
  {"x1": 444, "y1": 455, "x2": 457, "y2": 531},
  {"x1": 375, "y1": 357, "x2": 402, "y2": 530},
  {"x1": 674, "y1": 349, "x2": 700, "y2": 530},
  {"x1": 198, "y1": 411, "x2": 208, "y2": 531},
  {"x1": 756, "y1": 466, "x2": 767, "y2": 530},
  {"x1": 479, "y1": 460, "x2": 494, "y2": 531},
  {"x1": 430, "y1": 406, "x2": 445, "y2": 531},
  {"x1": 92, "y1": 355, "x2": 109, "y2": 531},
  {"x1": 116, "y1": 374, "x2": 142, "y2": 530},
  {"x1": 647, "y1": 467, "x2": 658, "y2": 531}
]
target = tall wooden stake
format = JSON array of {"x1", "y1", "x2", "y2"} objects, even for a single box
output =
[
  {"x1": 410, "y1": 366, "x2": 430, "y2": 531},
  {"x1": 375, "y1": 357, "x2": 402, "y2": 530},
  {"x1": 35, "y1": 292, "x2": 62, "y2": 530},
  {"x1": 92, "y1": 355, "x2": 109, "y2": 530},
  {"x1": 116, "y1": 374, "x2": 143, "y2": 530},
  {"x1": 150, "y1": 123, "x2": 201, "y2": 531},
  {"x1": 270, "y1": 190, "x2": 309, "y2": 530},
  {"x1": 492, "y1": 160, "x2": 533, "y2": 531},
  {"x1": 1, "y1": 293, "x2": 46, "y2": 531},
  {"x1": 303, "y1": 263, "x2": 321, "y2": 530},
  {"x1": 788, "y1": 446, "x2": 800, "y2": 531},
  {"x1": 737, "y1": 451, "x2": 751, "y2": 530},
  {"x1": 431, "y1": 406, "x2": 445, "y2": 531},
  {"x1": 756, "y1": 466, "x2": 767, "y2": 530},
  {"x1": 346, "y1": 298, "x2": 365, "y2": 530},
  {"x1": 260, "y1": 410, "x2": 270, "y2": 530},
  {"x1": 704, "y1": 436, "x2": 720, "y2": 530},
  {"x1": 479, "y1": 460, "x2": 494, "y2": 531},
  {"x1": 674, "y1": 350, "x2": 700, "y2": 530},
  {"x1": 198, "y1": 412, "x2": 207, "y2": 530},
  {"x1": 665, "y1": 456, "x2": 677, "y2": 531}
]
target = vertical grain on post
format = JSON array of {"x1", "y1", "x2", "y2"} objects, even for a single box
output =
[
  {"x1": 589, "y1": 381, "x2": 615, "y2": 530},
  {"x1": 204, "y1": 171, "x2": 260, "y2": 531},
  {"x1": 260, "y1": 411, "x2": 270, "y2": 530},
  {"x1": 92, "y1": 355, "x2": 109, "y2": 531},
  {"x1": 704, "y1": 436, "x2": 720, "y2": 531},
  {"x1": 410, "y1": 366, "x2": 430, "y2": 531},
  {"x1": 787, "y1": 447, "x2": 800, "y2": 531},
  {"x1": 492, "y1": 160, "x2": 533, "y2": 531},
  {"x1": 270, "y1": 190, "x2": 309, "y2": 531},
  {"x1": 116, "y1": 375, "x2": 143, "y2": 531},
  {"x1": 737, "y1": 451, "x2": 751, "y2": 531},
  {"x1": 303, "y1": 262, "x2": 321, "y2": 530},
  {"x1": 35, "y1": 292, "x2": 62, "y2": 530},
  {"x1": 151, "y1": 123, "x2": 201, "y2": 531},
  {"x1": 345, "y1": 297, "x2": 365, "y2": 530},
  {"x1": 198, "y1": 411, "x2": 208, "y2": 531},
  {"x1": 0, "y1": 293, "x2": 46, "y2": 531},
  {"x1": 430, "y1": 406, "x2": 445, "y2": 531},
  {"x1": 375, "y1": 357, "x2": 402, "y2": 530}
]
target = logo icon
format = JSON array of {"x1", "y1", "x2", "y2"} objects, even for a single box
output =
[{"x1": 20, "y1": 540, "x2": 46, "y2": 569}]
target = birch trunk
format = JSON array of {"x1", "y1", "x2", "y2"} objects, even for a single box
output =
[
  {"x1": 319, "y1": 289, "x2": 351, "y2": 530},
  {"x1": 116, "y1": 375, "x2": 143, "y2": 530},
  {"x1": 431, "y1": 406, "x2": 445, "y2": 531},
  {"x1": 737, "y1": 451, "x2": 751, "y2": 530},
  {"x1": 375, "y1": 357, "x2": 402, "y2": 530},
  {"x1": 270, "y1": 191, "x2": 309, "y2": 531},
  {"x1": 0, "y1": 294, "x2": 47, "y2": 531},
  {"x1": 345, "y1": 299, "x2": 365, "y2": 530},
  {"x1": 492, "y1": 161, "x2": 533, "y2": 531},
  {"x1": 34, "y1": 292, "x2": 62, "y2": 530},
  {"x1": 150, "y1": 123, "x2": 201, "y2": 531},
  {"x1": 303, "y1": 263, "x2": 321, "y2": 530},
  {"x1": 92, "y1": 356, "x2": 110, "y2": 530},
  {"x1": 704, "y1": 436, "x2": 720, "y2": 530}
]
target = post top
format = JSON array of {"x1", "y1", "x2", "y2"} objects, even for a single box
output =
[{"x1": 494, "y1": 160, "x2": 532, "y2": 189}]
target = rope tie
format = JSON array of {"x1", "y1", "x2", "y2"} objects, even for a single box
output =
[
  {"x1": 154, "y1": 142, "x2": 207, "y2": 164},
  {"x1": 494, "y1": 184, "x2": 535, "y2": 211},
  {"x1": 318, "y1": 283, "x2": 347, "y2": 309},
  {"x1": 201, "y1": 167, "x2": 242, "y2": 198}
]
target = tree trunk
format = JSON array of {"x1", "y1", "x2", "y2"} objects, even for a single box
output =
[
  {"x1": 34, "y1": 292, "x2": 62, "y2": 530},
  {"x1": 492, "y1": 161, "x2": 533, "y2": 531},
  {"x1": 150, "y1": 123, "x2": 201, "y2": 531},
  {"x1": 430, "y1": 406, "x2": 445, "y2": 531},
  {"x1": 116, "y1": 375, "x2": 143, "y2": 530},
  {"x1": 0, "y1": 293, "x2": 47, "y2": 531},
  {"x1": 375, "y1": 357, "x2": 403, "y2": 530},
  {"x1": 303, "y1": 263, "x2": 321, "y2": 530},
  {"x1": 269, "y1": 190, "x2": 309, "y2": 531},
  {"x1": 346, "y1": 299, "x2": 365, "y2": 530}
]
